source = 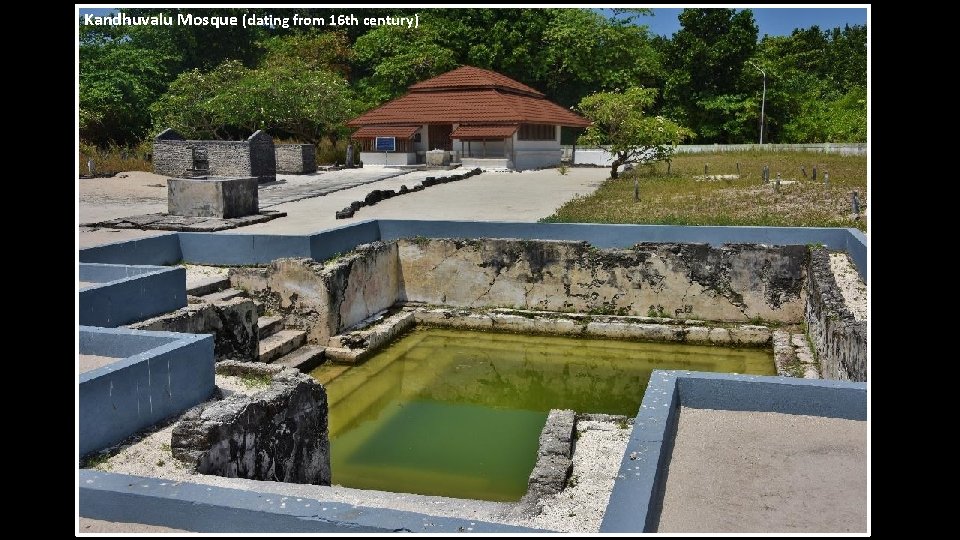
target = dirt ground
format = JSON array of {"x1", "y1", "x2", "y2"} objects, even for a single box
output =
[
  {"x1": 657, "y1": 407, "x2": 867, "y2": 533},
  {"x1": 77, "y1": 167, "x2": 606, "y2": 247}
]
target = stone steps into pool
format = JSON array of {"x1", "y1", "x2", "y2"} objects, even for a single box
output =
[
  {"x1": 186, "y1": 275, "x2": 231, "y2": 297},
  {"x1": 259, "y1": 329, "x2": 306, "y2": 363},
  {"x1": 199, "y1": 288, "x2": 245, "y2": 303},
  {"x1": 272, "y1": 345, "x2": 326, "y2": 373},
  {"x1": 256, "y1": 315, "x2": 283, "y2": 339}
]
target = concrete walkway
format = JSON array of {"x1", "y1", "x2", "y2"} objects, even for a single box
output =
[
  {"x1": 78, "y1": 166, "x2": 607, "y2": 246},
  {"x1": 227, "y1": 167, "x2": 605, "y2": 235}
]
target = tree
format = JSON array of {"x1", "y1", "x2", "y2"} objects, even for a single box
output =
[
  {"x1": 151, "y1": 58, "x2": 353, "y2": 145},
  {"x1": 576, "y1": 87, "x2": 693, "y2": 179},
  {"x1": 754, "y1": 24, "x2": 867, "y2": 143},
  {"x1": 352, "y1": 24, "x2": 457, "y2": 106},
  {"x1": 662, "y1": 8, "x2": 759, "y2": 142},
  {"x1": 541, "y1": 9, "x2": 662, "y2": 107},
  {"x1": 80, "y1": 26, "x2": 171, "y2": 145}
]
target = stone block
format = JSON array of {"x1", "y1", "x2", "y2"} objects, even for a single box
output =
[
  {"x1": 168, "y1": 176, "x2": 258, "y2": 218},
  {"x1": 172, "y1": 362, "x2": 331, "y2": 485},
  {"x1": 426, "y1": 149, "x2": 450, "y2": 166}
]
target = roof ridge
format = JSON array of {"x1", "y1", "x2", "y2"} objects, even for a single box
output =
[{"x1": 409, "y1": 65, "x2": 544, "y2": 97}]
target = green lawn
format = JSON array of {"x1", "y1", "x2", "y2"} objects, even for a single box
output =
[{"x1": 544, "y1": 151, "x2": 867, "y2": 231}]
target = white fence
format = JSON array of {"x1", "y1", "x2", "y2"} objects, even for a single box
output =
[{"x1": 563, "y1": 143, "x2": 866, "y2": 165}]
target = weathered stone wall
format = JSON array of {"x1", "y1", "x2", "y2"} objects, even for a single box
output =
[
  {"x1": 805, "y1": 249, "x2": 867, "y2": 381},
  {"x1": 128, "y1": 297, "x2": 258, "y2": 361},
  {"x1": 172, "y1": 361, "x2": 331, "y2": 485},
  {"x1": 521, "y1": 409, "x2": 575, "y2": 510},
  {"x1": 230, "y1": 242, "x2": 400, "y2": 343},
  {"x1": 275, "y1": 144, "x2": 317, "y2": 174},
  {"x1": 153, "y1": 128, "x2": 276, "y2": 183},
  {"x1": 398, "y1": 239, "x2": 807, "y2": 323}
]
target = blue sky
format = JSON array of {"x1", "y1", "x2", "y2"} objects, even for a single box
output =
[{"x1": 609, "y1": 8, "x2": 867, "y2": 37}]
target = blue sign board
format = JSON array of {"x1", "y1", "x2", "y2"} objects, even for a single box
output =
[{"x1": 375, "y1": 137, "x2": 396, "y2": 152}]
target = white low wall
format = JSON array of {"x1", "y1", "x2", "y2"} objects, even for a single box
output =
[
  {"x1": 566, "y1": 143, "x2": 867, "y2": 165},
  {"x1": 515, "y1": 149, "x2": 562, "y2": 170},
  {"x1": 360, "y1": 152, "x2": 417, "y2": 166}
]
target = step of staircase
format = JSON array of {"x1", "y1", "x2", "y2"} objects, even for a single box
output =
[
  {"x1": 257, "y1": 315, "x2": 283, "y2": 339},
  {"x1": 199, "y1": 288, "x2": 245, "y2": 303},
  {"x1": 273, "y1": 345, "x2": 325, "y2": 372},
  {"x1": 186, "y1": 275, "x2": 230, "y2": 297},
  {"x1": 258, "y1": 330, "x2": 306, "y2": 363}
]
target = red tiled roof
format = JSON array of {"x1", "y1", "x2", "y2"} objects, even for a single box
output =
[
  {"x1": 409, "y1": 66, "x2": 544, "y2": 97},
  {"x1": 450, "y1": 124, "x2": 519, "y2": 140},
  {"x1": 347, "y1": 89, "x2": 590, "y2": 128},
  {"x1": 350, "y1": 125, "x2": 419, "y2": 139}
]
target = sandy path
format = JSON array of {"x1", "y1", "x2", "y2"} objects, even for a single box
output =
[{"x1": 657, "y1": 407, "x2": 866, "y2": 533}]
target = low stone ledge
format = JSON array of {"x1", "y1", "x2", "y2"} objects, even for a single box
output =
[
  {"x1": 520, "y1": 409, "x2": 575, "y2": 512},
  {"x1": 171, "y1": 361, "x2": 331, "y2": 485},
  {"x1": 129, "y1": 297, "x2": 258, "y2": 361}
]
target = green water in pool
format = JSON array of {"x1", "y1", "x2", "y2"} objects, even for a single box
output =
[{"x1": 311, "y1": 327, "x2": 775, "y2": 501}]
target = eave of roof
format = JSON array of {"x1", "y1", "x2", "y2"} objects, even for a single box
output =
[
  {"x1": 450, "y1": 124, "x2": 519, "y2": 140},
  {"x1": 350, "y1": 125, "x2": 420, "y2": 139},
  {"x1": 347, "y1": 89, "x2": 590, "y2": 128}
]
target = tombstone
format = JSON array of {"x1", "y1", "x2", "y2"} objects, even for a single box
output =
[
  {"x1": 736, "y1": 162, "x2": 740, "y2": 176},
  {"x1": 345, "y1": 143, "x2": 355, "y2": 168},
  {"x1": 851, "y1": 190, "x2": 860, "y2": 216},
  {"x1": 87, "y1": 158, "x2": 95, "y2": 176},
  {"x1": 762, "y1": 165, "x2": 769, "y2": 184},
  {"x1": 704, "y1": 164, "x2": 709, "y2": 176},
  {"x1": 824, "y1": 171, "x2": 829, "y2": 186},
  {"x1": 812, "y1": 166, "x2": 818, "y2": 182},
  {"x1": 801, "y1": 166, "x2": 807, "y2": 178},
  {"x1": 775, "y1": 172, "x2": 781, "y2": 192},
  {"x1": 634, "y1": 177, "x2": 640, "y2": 202},
  {"x1": 667, "y1": 161, "x2": 671, "y2": 175},
  {"x1": 190, "y1": 147, "x2": 209, "y2": 176}
]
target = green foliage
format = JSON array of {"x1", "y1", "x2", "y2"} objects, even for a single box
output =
[
  {"x1": 757, "y1": 25, "x2": 867, "y2": 143},
  {"x1": 577, "y1": 87, "x2": 692, "y2": 178},
  {"x1": 662, "y1": 8, "x2": 759, "y2": 143},
  {"x1": 238, "y1": 372, "x2": 272, "y2": 389},
  {"x1": 353, "y1": 24, "x2": 457, "y2": 105},
  {"x1": 540, "y1": 9, "x2": 661, "y2": 106},
  {"x1": 78, "y1": 8, "x2": 867, "y2": 153},
  {"x1": 258, "y1": 30, "x2": 352, "y2": 75},
  {"x1": 151, "y1": 53, "x2": 353, "y2": 144},
  {"x1": 80, "y1": 28, "x2": 172, "y2": 145},
  {"x1": 781, "y1": 87, "x2": 866, "y2": 143}
]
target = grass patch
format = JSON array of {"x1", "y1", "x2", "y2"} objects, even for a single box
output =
[
  {"x1": 238, "y1": 372, "x2": 273, "y2": 389},
  {"x1": 83, "y1": 452, "x2": 113, "y2": 470},
  {"x1": 79, "y1": 141, "x2": 152, "y2": 175},
  {"x1": 542, "y1": 151, "x2": 867, "y2": 231}
]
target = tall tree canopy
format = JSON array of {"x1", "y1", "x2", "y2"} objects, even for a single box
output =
[
  {"x1": 79, "y1": 7, "x2": 866, "y2": 147},
  {"x1": 662, "y1": 8, "x2": 759, "y2": 143}
]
